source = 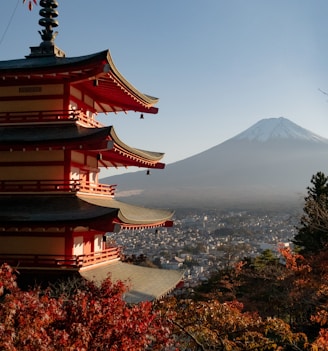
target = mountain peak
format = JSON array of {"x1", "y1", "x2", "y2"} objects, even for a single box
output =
[{"x1": 232, "y1": 117, "x2": 328, "y2": 143}]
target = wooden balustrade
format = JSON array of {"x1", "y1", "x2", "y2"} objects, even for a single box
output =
[
  {"x1": 75, "y1": 111, "x2": 103, "y2": 127},
  {"x1": 0, "y1": 179, "x2": 80, "y2": 192},
  {"x1": 0, "y1": 254, "x2": 81, "y2": 269},
  {"x1": 0, "y1": 248, "x2": 121, "y2": 270},
  {"x1": 0, "y1": 109, "x2": 103, "y2": 127},
  {"x1": 78, "y1": 181, "x2": 116, "y2": 196},
  {"x1": 79, "y1": 247, "x2": 121, "y2": 267},
  {"x1": 0, "y1": 179, "x2": 116, "y2": 195}
]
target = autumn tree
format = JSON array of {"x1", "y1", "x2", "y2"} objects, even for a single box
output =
[
  {"x1": 252, "y1": 249, "x2": 279, "y2": 269},
  {"x1": 231, "y1": 251, "x2": 292, "y2": 320},
  {"x1": 158, "y1": 296, "x2": 308, "y2": 350},
  {"x1": 280, "y1": 247, "x2": 328, "y2": 349},
  {"x1": 0, "y1": 263, "x2": 175, "y2": 350},
  {"x1": 293, "y1": 172, "x2": 328, "y2": 255},
  {"x1": 162, "y1": 246, "x2": 328, "y2": 350}
]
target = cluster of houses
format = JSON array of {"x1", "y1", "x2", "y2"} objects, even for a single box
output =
[{"x1": 112, "y1": 210, "x2": 297, "y2": 288}]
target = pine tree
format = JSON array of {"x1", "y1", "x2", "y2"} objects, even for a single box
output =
[{"x1": 293, "y1": 171, "x2": 328, "y2": 254}]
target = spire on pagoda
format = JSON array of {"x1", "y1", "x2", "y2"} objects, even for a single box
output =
[{"x1": 27, "y1": 0, "x2": 65, "y2": 58}]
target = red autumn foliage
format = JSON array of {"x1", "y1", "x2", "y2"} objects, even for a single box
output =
[
  {"x1": 23, "y1": 0, "x2": 37, "y2": 11},
  {"x1": 3, "y1": 249, "x2": 328, "y2": 350},
  {"x1": 0, "y1": 263, "x2": 173, "y2": 350},
  {"x1": 278, "y1": 247, "x2": 328, "y2": 349},
  {"x1": 161, "y1": 245, "x2": 328, "y2": 350}
]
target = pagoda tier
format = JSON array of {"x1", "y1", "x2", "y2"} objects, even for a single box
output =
[
  {"x1": 0, "y1": 123, "x2": 165, "y2": 169},
  {"x1": 0, "y1": 50, "x2": 158, "y2": 114},
  {"x1": 0, "y1": 193, "x2": 173, "y2": 274},
  {"x1": 0, "y1": 194, "x2": 173, "y2": 232}
]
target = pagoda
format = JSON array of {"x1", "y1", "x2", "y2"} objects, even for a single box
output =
[{"x1": 0, "y1": 0, "x2": 181, "y2": 303}]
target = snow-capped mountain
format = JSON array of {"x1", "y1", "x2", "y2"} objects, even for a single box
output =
[
  {"x1": 103, "y1": 117, "x2": 328, "y2": 209},
  {"x1": 233, "y1": 117, "x2": 328, "y2": 143}
]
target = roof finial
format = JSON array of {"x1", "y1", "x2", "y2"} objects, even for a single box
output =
[
  {"x1": 27, "y1": 0, "x2": 65, "y2": 58},
  {"x1": 38, "y1": 0, "x2": 59, "y2": 44}
]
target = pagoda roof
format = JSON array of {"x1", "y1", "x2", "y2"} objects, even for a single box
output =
[
  {"x1": 0, "y1": 123, "x2": 165, "y2": 168},
  {"x1": 0, "y1": 123, "x2": 110, "y2": 150},
  {"x1": 0, "y1": 194, "x2": 173, "y2": 231},
  {"x1": 78, "y1": 194, "x2": 173, "y2": 229},
  {"x1": 102, "y1": 126, "x2": 165, "y2": 169},
  {"x1": 80, "y1": 261, "x2": 183, "y2": 304},
  {"x1": 0, "y1": 50, "x2": 159, "y2": 114},
  {"x1": 0, "y1": 195, "x2": 117, "y2": 229}
]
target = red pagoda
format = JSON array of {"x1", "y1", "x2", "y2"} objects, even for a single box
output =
[{"x1": 0, "y1": 0, "x2": 181, "y2": 303}]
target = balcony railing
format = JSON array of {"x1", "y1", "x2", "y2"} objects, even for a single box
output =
[
  {"x1": 0, "y1": 180, "x2": 116, "y2": 196},
  {"x1": 79, "y1": 247, "x2": 121, "y2": 267},
  {"x1": 0, "y1": 179, "x2": 80, "y2": 193},
  {"x1": 0, "y1": 109, "x2": 103, "y2": 127},
  {"x1": 0, "y1": 247, "x2": 121, "y2": 270},
  {"x1": 78, "y1": 181, "x2": 116, "y2": 196}
]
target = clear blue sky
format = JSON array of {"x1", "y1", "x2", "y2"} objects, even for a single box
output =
[{"x1": 1, "y1": 1, "x2": 328, "y2": 175}]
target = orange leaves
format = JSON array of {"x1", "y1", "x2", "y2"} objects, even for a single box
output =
[
  {"x1": 275, "y1": 247, "x2": 328, "y2": 350},
  {"x1": 234, "y1": 260, "x2": 246, "y2": 276},
  {"x1": 312, "y1": 310, "x2": 328, "y2": 327},
  {"x1": 60, "y1": 286, "x2": 155, "y2": 349},
  {"x1": 23, "y1": 0, "x2": 37, "y2": 11},
  {"x1": 0, "y1": 288, "x2": 63, "y2": 350},
  {"x1": 0, "y1": 264, "x2": 173, "y2": 350},
  {"x1": 158, "y1": 295, "x2": 307, "y2": 350},
  {"x1": 279, "y1": 247, "x2": 311, "y2": 273},
  {"x1": 311, "y1": 328, "x2": 328, "y2": 350},
  {"x1": 0, "y1": 263, "x2": 17, "y2": 298}
]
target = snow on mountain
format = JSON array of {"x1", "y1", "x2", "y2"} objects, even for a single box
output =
[
  {"x1": 232, "y1": 117, "x2": 328, "y2": 143},
  {"x1": 103, "y1": 117, "x2": 328, "y2": 209}
]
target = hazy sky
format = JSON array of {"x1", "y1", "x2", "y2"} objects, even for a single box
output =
[{"x1": 1, "y1": 1, "x2": 328, "y2": 175}]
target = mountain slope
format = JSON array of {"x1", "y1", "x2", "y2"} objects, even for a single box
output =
[{"x1": 102, "y1": 117, "x2": 328, "y2": 209}]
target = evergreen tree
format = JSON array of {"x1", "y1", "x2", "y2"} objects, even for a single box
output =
[
  {"x1": 252, "y1": 249, "x2": 279, "y2": 270},
  {"x1": 293, "y1": 171, "x2": 328, "y2": 254}
]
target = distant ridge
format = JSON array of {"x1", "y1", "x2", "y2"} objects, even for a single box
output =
[{"x1": 103, "y1": 117, "x2": 328, "y2": 209}]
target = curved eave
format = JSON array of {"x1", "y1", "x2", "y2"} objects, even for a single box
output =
[
  {"x1": 105, "y1": 50, "x2": 158, "y2": 107},
  {"x1": 100, "y1": 151, "x2": 165, "y2": 169},
  {"x1": 78, "y1": 194, "x2": 174, "y2": 230},
  {"x1": 77, "y1": 51, "x2": 159, "y2": 114},
  {"x1": 82, "y1": 81, "x2": 159, "y2": 114},
  {"x1": 108, "y1": 126, "x2": 164, "y2": 161},
  {"x1": 114, "y1": 220, "x2": 173, "y2": 230},
  {"x1": 99, "y1": 126, "x2": 165, "y2": 169},
  {"x1": 0, "y1": 50, "x2": 159, "y2": 114}
]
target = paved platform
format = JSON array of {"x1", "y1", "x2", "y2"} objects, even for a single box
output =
[{"x1": 80, "y1": 261, "x2": 183, "y2": 304}]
